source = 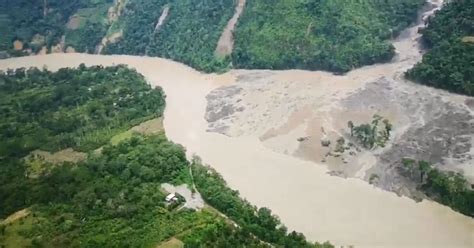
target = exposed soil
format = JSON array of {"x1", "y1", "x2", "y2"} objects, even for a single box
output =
[
  {"x1": 66, "y1": 15, "x2": 81, "y2": 30},
  {"x1": 215, "y1": 0, "x2": 246, "y2": 57},
  {"x1": 131, "y1": 117, "x2": 163, "y2": 134},
  {"x1": 155, "y1": 6, "x2": 170, "y2": 32},
  {"x1": 43, "y1": 0, "x2": 48, "y2": 17},
  {"x1": 462, "y1": 36, "x2": 474, "y2": 43},
  {"x1": 13, "y1": 40, "x2": 23, "y2": 51},
  {"x1": 108, "y1": 0, "x2": 126, "y2": 23},
  {"x1": 50, "y1": 35, "x2": 65, "y2": 53},
  {"x1": 38, "y1": 46, "x2": 48, "y2": 55},
  {"x1": 156, "y1": 238, "x2": 184, "y2": 248},
  {"x1": 204, "y1": 0, "x2": 472, "y2": 200},
  {"x1": 96, "y1": 30, "x2": 122, "y2": 54},
  {"x1": 97, "y1": 0, "x2": 127, "y2": 54},
  {"x1": 29, "y1": 148, "x2": 86, "y2": 164},
  {"x1": 0, "y1": 209, "x2": 30, "y2": 226},
  {"x1": 65, "y1": 46, "x2": 76, "y2": 53}
]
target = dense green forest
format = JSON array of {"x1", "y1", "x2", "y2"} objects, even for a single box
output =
[
  {"x1": 0, "y1": 0, "x2": 235, "y2": 71},
  {"x1": 146, "y1": 0, "x2": 234, "y2": 72},
  {"x1": 0, "y1": 134, "x2": 262, "y2": 247},
  {"x1": 401, "y1": 159, "x2": 474, "y2": 217},
  {"x1": 1, "y1": 0, "x2": 429, "y2": 73},
  {"x1": 0, "y1": 0, "x2": 113, "y2": 55},
  {"x1": 0, "y1": 64, "x2": 164, "y2": 155},
  {"x1": 0, "y1": 65, "x2": 331, "y2": 247},
  {"x1": 102, "y1": 0, "x2": 168, "y2": 56},
  {"x1": 104, "y1": 0, "x2": 234, "y2": 72},
  {"x1": 232, "y1": 0, "x2": 425, "y2": 72},
  {"x1": 406, "y1": 0, "x2": 474, "y2": 95}
]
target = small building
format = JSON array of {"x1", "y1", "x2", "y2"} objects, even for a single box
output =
[{"x1": 165, "y1": 193, "x2": 177, "y2": 202}]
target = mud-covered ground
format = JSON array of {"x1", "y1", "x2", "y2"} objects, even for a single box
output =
[
  {"x1": 205, "y1": 69, "x2": 474, "y2": 200},
  {"x1": 204, "y1": 0, "x2": 474, "y2": 201}
]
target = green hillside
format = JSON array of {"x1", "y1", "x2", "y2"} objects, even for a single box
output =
[
  {"x1": 406, "y1": 0, "x2": 474, "y2": 96},
  {"x1": 105, "y1": 0, "x2": 235, "y2": 72},
  {"x1": 0, "y1": 0, "x2": 427, "y2": 73},
  {"x1": 232, "y1": 0, "x2": 425, "y2": 73}
]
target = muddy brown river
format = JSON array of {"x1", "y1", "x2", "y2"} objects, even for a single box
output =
[{"x1": 1, "y1": 0, "x2": 473, "y2": 247}]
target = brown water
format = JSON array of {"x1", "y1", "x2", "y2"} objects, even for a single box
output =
[{"x1": 1, "y1": 0, "x2": 473, "y2": 246}]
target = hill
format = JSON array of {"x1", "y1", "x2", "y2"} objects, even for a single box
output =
[
  {"x1": 232, "y1": 0, "x2": 425, "y2": 72},
  {"x1": 406, "y1": 0, "x2": 474, "y2": 95},
  {"x1": 0, "y1": 0, "x2": 426, "y2": 73}
]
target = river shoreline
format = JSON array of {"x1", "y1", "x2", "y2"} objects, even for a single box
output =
[{"x1": 1, "y1": 0, "x2": 473, "y2": 246}]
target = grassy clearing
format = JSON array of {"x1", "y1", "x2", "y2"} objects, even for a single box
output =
[
  {"x1": 110, "y1": 117, "x2": 163, "y2": 145},
  {"x1": 30, "y1": 149, "x2": 86, "y2": 164},
  {"x1": 110, "y1": 129, "x2": 134, "y2": 145},
  {"x1": 0, "y1": 212, "x2": 34, "y2": 248}
]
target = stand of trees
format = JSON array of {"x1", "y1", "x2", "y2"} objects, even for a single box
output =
[
  {"x1": 406, "y1": 0, "x2": 474, "y2": 95},
  {"x1": 232, "y1": 0, "x2": 425, "y2": 73},
  {"x1": 401, "y1": 159, "x2": 474, "y2": 217},
  {"x1": 347, "y1": 115, "x2": 392, "y2": 149}
]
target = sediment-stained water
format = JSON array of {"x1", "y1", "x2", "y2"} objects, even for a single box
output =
[{"x1": 1, "y1": 0, "x2": 473, "y2": 247}]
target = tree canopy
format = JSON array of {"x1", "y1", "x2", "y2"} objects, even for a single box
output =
[
  {"x1": 401, "y1": 159, "x2": 474, "y2": 217},
  {"x1": 406, "y1": 0, "x2": 474, "y2": 96},
  {"x1": 232, "y1": 0, "x2": 425, "y2": 73},
  {"x1": 0, "y1": 64, "x2": 165, "y2": 156},
  {"x1": 1, "y1": 0, "x2": 427, "y2": 73}
]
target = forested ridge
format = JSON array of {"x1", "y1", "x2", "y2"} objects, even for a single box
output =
[
  {"x1": 0, "y1": 65, "x2": 331, "y2": 247},
  {"x1": 1, "y1": 0, "x2": 427, "y2": 73},
  {"x1": 232, "y1": 0, "x2": 425, "y2": 72},
  {"x1": 406, "y1": 0, "x2": 474, "y2": 95},
  {"x1": 104, "y1": 0, "x2": 234, "y2": 72}
]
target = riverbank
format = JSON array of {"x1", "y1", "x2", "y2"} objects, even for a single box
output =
[{"x1": 1, "y1": 52, "x2": 472, "y2": 247}]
